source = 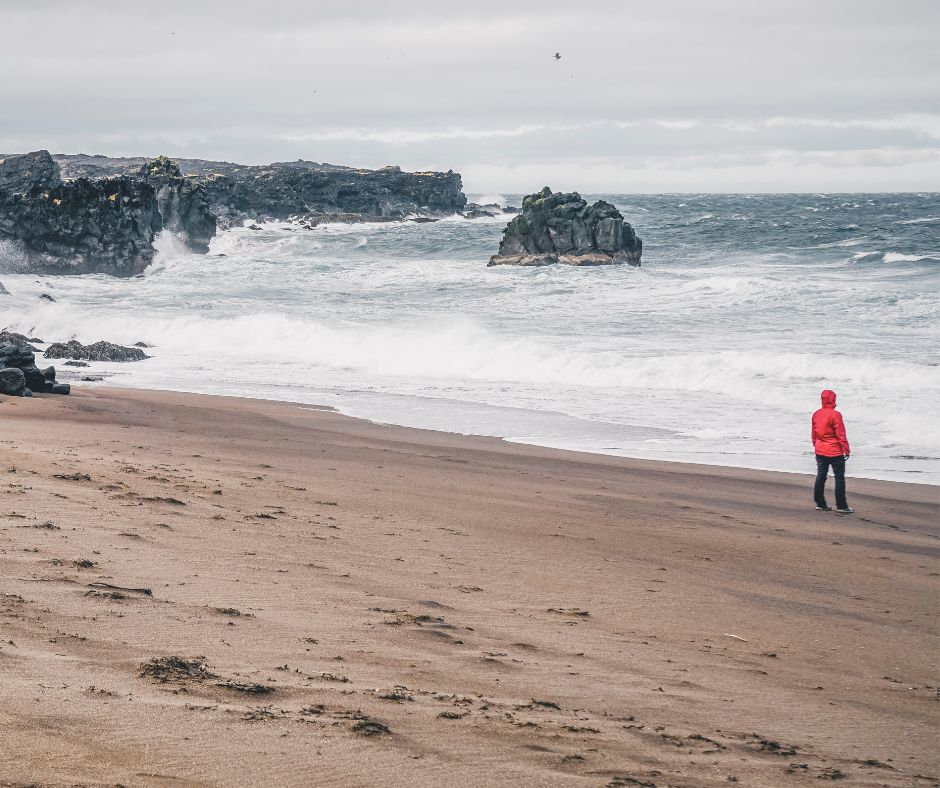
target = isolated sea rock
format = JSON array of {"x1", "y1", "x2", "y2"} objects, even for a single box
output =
[
  {"x1": 487, "y1": 187, "x2": 642, "y2": 267},
  {"x1": 0, "y1": 281, "x2": 8, "y2": 295},
  {"x1": 44, "y1": 339, "x2": 150, "y2": 362},
  {"x1": 137, "y1": 156, "x2": 216, "y2": 252},
  {"x1": 462, "y1": 203, "x2": 498, "y2": 220},
  {"x1": 0, "y1": 150, "x2": 161, "y2": 276}
]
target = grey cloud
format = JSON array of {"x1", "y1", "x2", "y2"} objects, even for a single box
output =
[{"x1": 1, "y1": 0, "x2": 937, "y2": 190}]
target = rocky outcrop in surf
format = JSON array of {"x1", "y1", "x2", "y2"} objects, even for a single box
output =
[
  {"x1": 44, "y1": 339, "x2": 150, "y2": 363},
  {"x1": 487, "y1": 187, "x2": 642, "y2": 267}
]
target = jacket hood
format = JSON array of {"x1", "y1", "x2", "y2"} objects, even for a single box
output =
[{"x1": 821, "y1": 389, "x2": 837, "y2": 408}]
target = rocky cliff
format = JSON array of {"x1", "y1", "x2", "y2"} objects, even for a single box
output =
[
  {"x1": 488, "y1": 187, "x2": 642, "y2": 267},
  {"x1": 52, "y1": 155, "x2": 467, "y2": 226},
  {"x1": 0, "y1": 151, "x2": 163, "y2": 276},
  {"x1": 0, "y1": 152, "x2": 468, "y2": 276}
]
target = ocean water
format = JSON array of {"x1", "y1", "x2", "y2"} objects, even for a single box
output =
[{"x1": 2, "y1": 193, "x2": 939, "y2": 484}]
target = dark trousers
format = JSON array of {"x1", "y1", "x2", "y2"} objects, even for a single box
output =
[{"x1": 814, "y1": 454, "x2": 848, "y2": 509}]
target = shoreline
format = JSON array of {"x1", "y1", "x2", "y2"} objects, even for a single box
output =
[
  {"x1": 0, "y1": 386, "x2": 937, "y2": 786},
  {"x1": 79, "y1": 386, "x2": 940, "y2": 501},
  {"x1": 100, "y1": 380, "x2": 940, "y2": 487}
]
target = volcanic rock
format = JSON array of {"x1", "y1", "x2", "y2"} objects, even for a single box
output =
[
  {"x1": 0, "y1": 331, "x2": 40, "y2": 346},
  {"x1": 0, "y1": 151, "x2": 162, "y2": 276},
  {"x1": 0, "y1": 367, "x2": 28, "y2": 397},
  {"x1": 487, "y1": 187, "x2": 642, "y2": 267},
  {"x1": 137, "y1": 156, "x2": 216, "y2": 252},
  {"x1": 0, "y1": 149, "x2": 59, "y2": 194},
  {"x1": 53, "y1": 154, "x2": 467, "y2": 226},
  {"x1": 44, "y1": 340, "x2": 150, "y2": 362},
  {"x1": 462, "y1": 203, "x2": 498, "y2": 220},
  {"x1": 0, "y1": 333, "x2": 66, "y2": 394},
  {"x1": 2, "y1": 151, "x2": 468, "y2": 276}
]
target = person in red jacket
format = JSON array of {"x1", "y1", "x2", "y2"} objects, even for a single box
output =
[{"x1": 811, "y1": 389, "x2": 853, "y2": 513}]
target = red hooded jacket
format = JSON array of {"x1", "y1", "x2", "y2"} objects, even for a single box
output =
[{"x1": 812, "y1": 390, "x2": 850, "y2": 457}]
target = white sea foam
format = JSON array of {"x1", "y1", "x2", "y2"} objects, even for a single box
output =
[
  {"x1": 883, "y1": 252, "x2": 939, "y2": 263},
  {"x1": 0, "y1": 237, "x2": 29, "y2": 273},
  {"x1": 897, "y1": 216, "x2": 940, "y2": 224}
]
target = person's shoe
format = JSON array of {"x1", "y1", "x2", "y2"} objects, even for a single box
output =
[
  {"x1": 815, "y1": 505, "x2": 832, "y2": 511},
  {"x1": 836, "y1": 507, "x2": 855, "y2": 514}
]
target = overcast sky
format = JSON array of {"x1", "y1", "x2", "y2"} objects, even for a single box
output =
[{"x1": 2, "y1": 0, "x2": 938, "y2": 192}]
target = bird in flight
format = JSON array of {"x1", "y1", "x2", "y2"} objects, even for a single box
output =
[{"x1": 554, "y1": 52, "x2": 561, "y2": 60}]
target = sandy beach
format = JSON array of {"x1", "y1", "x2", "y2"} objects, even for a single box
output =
[{"x1": 0, "y1": 387, "x2": 937, "y2": 787}]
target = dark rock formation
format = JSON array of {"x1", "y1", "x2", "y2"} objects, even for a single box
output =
[
  {"x1": 462, "y1": 203, "x2": 498, "y2": 220},
  {"x1": 0, "y1": 333, "x2": 67, "y2": 395},
  {"x1": 0, "y1": 331, "x2": 43, "y2": 347},
  {"x1": 460, "y1": 201, "x2": 518, "y2": 220},
  {"x1": 0, "y1": 151, "x2": 161, "y2": 276},
  {"x1": 52, "y1": 154, "x2": 467, "y2": 227},
  {"x1": 488, "y1": 187, "x2": 642, "y2": 267},
  {"x1": 0, "y1": 281, "x2": 8, "y2": 295},
  {"x1": 0, "y1": 149, "x2": 59, "y2": 193},
  {"x1": 0, "y1": 151, "x2": 223, "y2": 276},
  {"x1": 1, "y1": 152, "x2": 468, "y2": 275},
  {"x1": 297, "y1": 213, "x2": 399, "y2": 229},
  {"x1": 195, "y1": 162, "x2": 466, "y2": 227},
  {"x1": 44, "y1": 340, "x2": 150, "y2": 362},
  {"x1": 0, "y1": 367, "x2": 28, "y2": 397},
  {"x1": 137, "y1": 156, "x2": 216, "y2": 252}
]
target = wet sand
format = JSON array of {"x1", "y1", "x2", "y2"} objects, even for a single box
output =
[{"x1": 0, "y1": 387, "x2": 937, "y2": 787}]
